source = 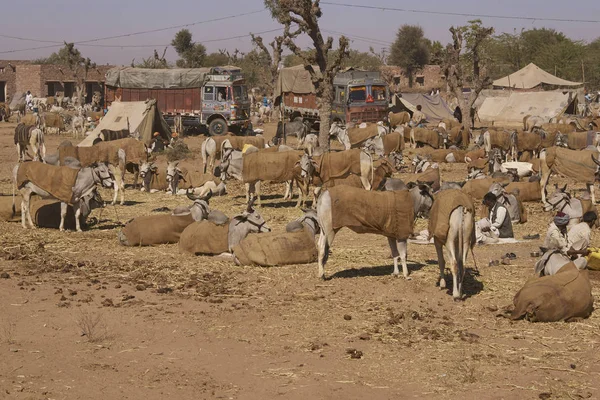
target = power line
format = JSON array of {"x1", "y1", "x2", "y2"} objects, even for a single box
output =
[
  {"x1": 321, "y1": 1, "x2": 600, "y2": 23},
  {"x1": 0, "y1": 9, "x2": 267, "y2": 54},
  {"x1": 323, "y1": 29, "x2": 393, "y2": 46}
]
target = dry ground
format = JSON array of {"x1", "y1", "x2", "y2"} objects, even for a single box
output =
[{"x1": 0, "y1": 121, "x2": 599, "y2": 400}]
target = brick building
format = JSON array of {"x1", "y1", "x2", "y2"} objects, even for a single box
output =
[
  {"x1": 0, "y1": 60, "x2": 113, "y2": 103},
  {"x1": 380, "y1": 64, "x2": 446, "y2": 93}
]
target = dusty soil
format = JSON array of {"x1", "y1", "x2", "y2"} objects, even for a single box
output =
[{"x1": 1, "y1": 121, "x2": 599, "y2": 400}]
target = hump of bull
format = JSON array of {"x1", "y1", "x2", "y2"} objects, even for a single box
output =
[{"x1": 511, "y1": 263, "x2": 593, "y2": 322}]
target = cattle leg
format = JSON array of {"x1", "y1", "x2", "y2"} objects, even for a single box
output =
[
  {"x1": 434, "y1": 239, "x2": 447, "y2": 289},
  {"x1": 283, "y1": 180, "x2": 292, "y2": 200},
  {"x1": 389, "y1": 238, "x2": 410, "y2": 279},
  {"x1": 59, "y1": 202, "x2": 68, "y2": 231},
  {"x1": 74, "y1": 203, "x2": 82, "y2": 232},
  {"x1": 316, "y1": 191, "x2": 334, "y2": 279},
  {"x1": 588, "y1": 183, "x2": 596, "y2": 204},
  {"x1": 540, "y1": 169, "x2": 551, "y2": 205},
  {"x1": 20, "y1": 192, "x2": 30, "y2": 229},
  {"x1": 16, "y1": 143, "x2": 22, "y2": 162}
]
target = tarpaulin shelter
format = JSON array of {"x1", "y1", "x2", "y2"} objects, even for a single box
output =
[
  {"x1": 105, "y1": 67, "x2": 212, "y2": 89},
  {"x1": 390, "y1": 93, "x2": 454, "y2": 122},
  {"x1": 493, "y1": 63, "x2": 582, "y2": 90},
  {"x1": 274, "y1": 65, "x2": 320, "y2": 99},
  {"x1": 478, "y1": 91, "x2": 577, "y2": 126},
  {"x1": 78, "y1": 100, "x2": 171, "y2": 146}
]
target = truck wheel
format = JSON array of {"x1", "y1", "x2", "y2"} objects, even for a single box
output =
[{"x1": 208, "y1": 119, "x2": 227, "y2": 136}]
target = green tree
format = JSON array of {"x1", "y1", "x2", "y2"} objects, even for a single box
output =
[
  {"x1": 425, "y1": 40, "x2": 445, "y2": 66},
  {"x1": 585, "y1": 37, "x2": 600, "y2": 90},
  {"x1": 342, "y1": 49, "x2": 383, "y2": 70},
  {"x1": 389, "y1": 25, "x2": 430, "y2": 87},
  {"x1": 171, "y1": 29, "x2": 206, "y2": 68},
  {"x1": 133, "y1": 48, "x2": 169, "y2": 69},
  {"x1": 203, "y1": 52, "x2": 231, "y2": 68}
]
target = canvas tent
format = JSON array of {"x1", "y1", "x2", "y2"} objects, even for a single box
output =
[
  {"x1": 493, "y1": 63, "x2": 582, "y2": 90},
  {"x1": 78, "y1": 100, "x2": 171, "y2": 147},
  {"x1": 478, "y1": 91, "x2": 576, "y2": 126},
  {"x1": 390, "y1": 93, "x2": 454, "y2": 122},
  {"x1": 274, "y1": 65, "x2": 320, "y2": 98}
]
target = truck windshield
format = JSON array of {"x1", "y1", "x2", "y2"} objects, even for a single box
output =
[
  {"x1": 349, "y1": 86, "x2": 366, "y2": 102},
  {"x1": 233, "y1": 86, "x2": 247, "y2": 102},
  {"x1": 372, "y1": 85, "x2": 386, "y2": 101}
]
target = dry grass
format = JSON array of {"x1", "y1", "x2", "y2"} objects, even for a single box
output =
[
  {"x1": 1, "y1": 317, "x2": 16, "y2": 344},
  {"x1": 75, "y1": 310, "x2": 109, "y2": 343}
]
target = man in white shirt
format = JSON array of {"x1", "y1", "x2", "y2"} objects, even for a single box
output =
[
  {"x1": 543, "y1": 212, "x2": 570, "y2": 252},
  {"x1": 567, "y1": 211, "x2": 596, "y2": 269},
  {"x1": 25, "y1": 91, "x2": 33, "y2": 109},
  {"x1": 476, "y1": 192, "x2": 514, "y2": 244}
]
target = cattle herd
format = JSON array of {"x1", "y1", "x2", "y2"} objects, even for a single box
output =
[{"x1": 6, "y1": 110, "x2": 600, "y2": 322}]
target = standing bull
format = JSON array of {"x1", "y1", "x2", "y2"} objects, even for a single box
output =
[
  {"x1": 13, "y1": 162, "x2": 114, "y2": 232},
  {"x1": 14, "y1": 123, "x2": 46, "y2": 162},
  {"x1": 428, "y1": 189, "x2": 476, "y2": 299},
  {"x1": 316, "y1": 185, "x2": 434, "y2": 279}
]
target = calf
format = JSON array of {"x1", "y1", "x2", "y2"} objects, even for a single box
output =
[
  {"x1": 217, "y1": 147, "x2": 261, "y2": 205},
  {"x1": 119, "y1": 213, "x2": 196, "y2": 246},
  {"x1": 166, "y1": 161, "x2": 226, "y2": 196},
  {"x1": 387, "y1": 111, "x2": 410, "y2": 129}
]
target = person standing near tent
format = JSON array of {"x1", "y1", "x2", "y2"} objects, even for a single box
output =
[
  {"x1": 25, "y1": 91, "x2": 33, "y2": 111},
  {"x1": 150, "y1": 132, "x2": 166, "y2": 153},
  {"x1": 453, "y1": 106, "x2": 462, "y2": 123},
  {"x1": 410, "y1": 105, "x2": 426, "y2": 127}
]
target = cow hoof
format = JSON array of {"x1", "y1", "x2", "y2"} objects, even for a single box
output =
[
  {"x1": 120, "y1": 202, "x2": 125, "y2": 206},
  {"x1": 405, "y1": 276, "x2": 412, "y2": 281},
  {"x1": 439, "y1": 279, "x2": 447, "y2": 289}
]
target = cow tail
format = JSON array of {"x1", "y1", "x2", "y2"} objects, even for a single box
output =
[
  {"x1": 369, "y1": 152, "x2": 374, "y2": 190},
  {"x1": 468, "y1": 208, "x2": 479, "y2": 273},
  {"x1": 11, "y1": 166, "x2": 16, "y2": 218},
  {"x1": 457, "y1": 207, "x2": 464, "y2": 273}
]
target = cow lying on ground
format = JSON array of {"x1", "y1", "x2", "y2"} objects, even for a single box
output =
[
  {"x1": 13, "y1": 161, "x2": 114, "y2": 232},
  {"x1": 233, "y1": 209, "x2": 320, "y2": 266},
  {"x1": 511, "y1": 263, "x2": 593, "y2": 322},
  {"x1": 329, "y1": 121, "x2": 387, "y2": 150},
  {"x1": 316, "y1": 184, "x2": 434, "y2": 279},
  {"x1": 139, "y1": 161, "x2": 169, "y2": 193},
  {"x1": 166, "y1": 161, "x2": 226, "y2": 196},
  {"x1": 179, "y1": 199, "x2": 271, "y2": 256}
]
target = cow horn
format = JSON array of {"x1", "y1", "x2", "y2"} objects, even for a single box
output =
[
  {"x1": 592, "y1": 155, "x2": 600, "y2": 167},
  {"x1": 561, "y1": 184, "x2": 568, "y2": 192},
  {"x1": 202, "y1": 189, "x2": 213, "y2": 202},
  {"x1": 186, "y1": 188, "x2": 201, "y2": 201},
  {"x1": 247, "y1": 197, "x2": 256, "y2": 212}
]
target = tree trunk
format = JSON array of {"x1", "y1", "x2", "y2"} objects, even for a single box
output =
[
  {"x1": 318, "y1": 99, "x2": 332, "y2": 151},
  {"x1": 407, "y1": 68, "x2": 413, "y2": 88}
]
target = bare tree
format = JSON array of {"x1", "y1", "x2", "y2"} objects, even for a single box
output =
[
  {"x1": 444, "y1": 20, "x2": 494, "y2": 132},
  {"x1": 250, "y1": 33, "x2": 284, "y2": 93},
  {"x1": 265, "y1": 0, "x2": 350, "y2": 149},
  {"x1": 61, "y1": 42, "x2": 96, "y2": 108},
  {"x1": 133, "y1": 47, "x2": 169, "y2": 69}
]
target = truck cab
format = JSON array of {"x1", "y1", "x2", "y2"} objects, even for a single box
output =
[
  {"x1": 331, "y1": 70, "x2": 389, "y2": 125},
  {"x1": 201, "y1": 66, "x2": 251, "y2": 135}
]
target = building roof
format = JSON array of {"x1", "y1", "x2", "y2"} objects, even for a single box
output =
[{"x1": 493, "y1": 63, "x2": 582, "y2": 89}]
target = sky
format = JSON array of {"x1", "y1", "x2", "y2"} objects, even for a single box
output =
[{"x1": 2, "y1": 0, "x2": 600, "y2": 65}]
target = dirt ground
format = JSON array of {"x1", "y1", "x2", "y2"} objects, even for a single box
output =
[{"x1": 1, "y1": 120, "x2": 600, "y2": 400}]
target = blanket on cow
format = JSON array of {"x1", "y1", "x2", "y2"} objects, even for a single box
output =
[
  {"x1": 382, "y1": 132, "x2": 404, "y2": 154},
  {"x1": 389, "y1": 111, "x2": 410, "y2": 127},
  {"x1": 347, "y1": 124, "x2": 379, "y2": 146},
  {"x1": 541, "y1": 123, "x2": 576, "y2": 134},
  {"x1": 401, "y1": 167, "x2": 441, "y2": 192},
  {"x1": 104, "y1": 138, "x2": 147, "y2": 164},
  {"x1": 145, "y1": 167, "x2": 169, "y2": 191},
  {"x1": 427, "y1": 149, "x2": 467, "y2": 163},
  {"x1": 465, "y1": 148, "x2": 486, "y2": 162},
  {"x1": 511, "y1": 263, "x2": 593, "y2": 322},
  {"x1": 180, "y1": 170, "x2": 222, "y2": 188},
  {"x1": 413, "y1": 128, "x2": 442, "y2": 148},
  {"x1": 224, "y1": 136, "x2": 266, "y2": 152},
  {"x1": 315, "y1": 149, "x2": 363, "y2": 185},
  {"x1": 462, "y1": 177, "x2": 511, "y2": 200},
  {"x1": 101, "y1": 129, "x2": 130, "y2": 142},
  {"x1": 505, "y1": 181, "x2": 542, "y2": 202},
  {"x1": 14, "y1": 124, "x2": 34, "y2": 145},
  {"x1": 567, "y1": 131, "x2": 597, "y2": 150},
  {"x1": 516, "y1": 131, "x2": 541, "y2": 151},
  {"x1": 120, "y1": 213, "x2": 195, "y2": 246},
  {"x1": 17, "y1": 162, "x2": 79, "y2": 204},
  {"x1": 488, "y1": 130, "x2": 512, "y2": 150},
  {"x1": 428, "y1": 189, "x2": 475, "y2": 242},
  {"x1": 545, "y1": 147, "x2": 598, "y2": 183},
  {"x1": 323, "y1": 159, "x2": 393, "y2": 190},
  {"x1": 233, "y1": 228, "x2": 317, "y2": 266},
  {"x1": 447, "y1": 127, "x2": 469, "y2": 148},
  {"x1": 21, "y1": 114, "x2": 38, "y2": 127},
  {"x1": 242, "y1": 150, "x2": 303, "y2": 183},
  {"x1": 43, "y1": 112, "x2": 64, "y2": 129},
  {"x1": 329, "y1": 186, "x2": 414, "y2": 240},
  {"x1": 179, "y1": 220, "x2": 230, "y2": 255}
]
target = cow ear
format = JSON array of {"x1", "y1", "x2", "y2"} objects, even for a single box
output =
[
  {"x1": 502, "y1": 183, "x2": 509, "y2": 187},
  {"x1": 561, "y1": 184, "x2": 568, "y2": 192}
]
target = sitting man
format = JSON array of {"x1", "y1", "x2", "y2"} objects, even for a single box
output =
[
  {"x1": 409, "y1": 105, "x2": 426, "y2": 128},
  {"x1": 543, "y1": 211, "x2": 570, "y2": 252},
  {"x1": 150, "y1": 132, "x2": 166, "y2": 153},
  {"x1": 476, "y1": 192, "x2": 513, "y2": 244},
  {"x1": 567, "y1": 211, "x2": 597, "y2": 269}
]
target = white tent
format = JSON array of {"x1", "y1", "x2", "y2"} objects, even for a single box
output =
[
  {"x1": 79, "y1": 100, "x2": 171, "y2": 147},
  {"x1": 478, "y1": 91, "x2": 576, "y2": 126},
  {"x1": 493, "y1": 63, "x2": 582, "y2": 89}
]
